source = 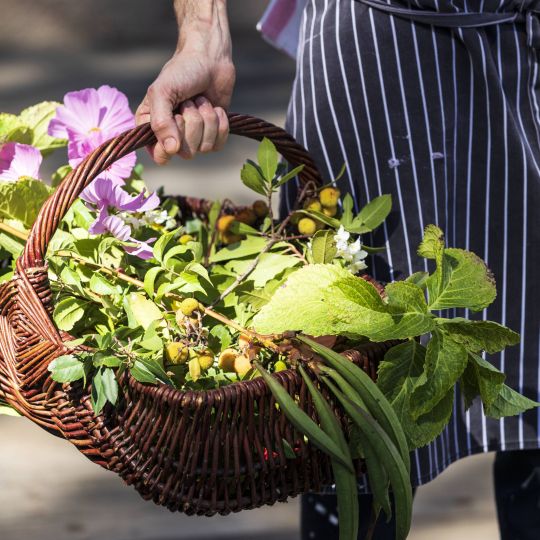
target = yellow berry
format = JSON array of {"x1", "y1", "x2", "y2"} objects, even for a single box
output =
[
  {"x1": 253, "y1": 200, "x2": 269, "y2": 218},
  {"x1": 322, "y1": 205, "x2": 338, "y2": 217},
  {"x1": 235, "y1": 208, "x2": 257, "y2": 226},
  {"x1": 217, "y1": 215, "x2": 236, "y2": 233},
  {"x1": 234, "y1": 354, "x2": 253, "y2": 377},
  {"x1": 319, "y1": 187, "x2": 340, "y2": 208},
  {"x1": 177, "y1": 298, "x2": 200, "y2": 317},
  {"x1": 274, "y1": 360, "x2": 288, "y2": 372},
  {"x1": 298, "y1": 217, "x2": 317, "y2": 236},
  {"x1": 165, "y1": 342, "x2": 189, "y2": 365},
  {"x1": 304, "y1": 198, "x2": 322, "y2": 212},
  {"x1": 198, "y1": 352, "x2": 214, "y2": 371},
  {"x1": 179, "y1": 234, "x2": 194, "y2": 245},
  {"x1": 188, "y1": 357, "x2": 201, "y2": 381},
  {"x1": 238, "y1": 333, "x2": 252, "y2": 350},
  {"x1": 218, "y1": 348, "x2": 239, "y2": 372}
]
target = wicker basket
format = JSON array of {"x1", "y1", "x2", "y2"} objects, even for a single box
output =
[{"x1": 0, "y1": 113, "x2": 395, "y2": 516}]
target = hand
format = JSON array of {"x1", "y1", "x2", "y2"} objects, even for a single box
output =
[{"x1": 136, "y1": 2, "x2": 235, "y2": 164}]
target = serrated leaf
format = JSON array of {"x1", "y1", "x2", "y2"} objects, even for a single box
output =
[
  {"x1": 405, "y1": 271, "x2": 429, "y2": 289},
  {"x1": 311, "y1": 229, "x2": 337, "y2": 264},
  {"x1": 461, "y1": 353, "x2": 506, "y2": 410},
  {"x1": 377, "y1": 341, "x2": 454, "y2": 449},
  {"x1": 48, "y1": 354, "x2": 85, "y2": 383},
  {"x1": 417, "y1": 224, "x2": 444, "y2": 260},
  {"x1": 53, "y1": 298, "x2": 86, "y2": 331},
  {"x1": 240, "y1": 161, "x2": 267, "y2": 196},
  {"x1": 410, "y1": 330, "x2": 468, "y2": 418},
  {"x1": 348, "y1": 195, "x2": 392, "y2": 233},
  {"x1": 426, "y1": 248, "x2": 497, "y2": 312},
  {"x1": 436, "y1": 318, "x2": 520, "y2": 354},
  {"x1": 484, "y1": 384, "x2": 539, "y2": 419},
  {"x1": 257, "y1": 137, "x2": 279, "y2": 182},
  {"x1": 0, "y1": 178, "x2": 52, "y2": 228}
]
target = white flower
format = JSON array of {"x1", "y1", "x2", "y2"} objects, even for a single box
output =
[{"x1": 333, "y1": 225, "x2": 368, "y2": 274}]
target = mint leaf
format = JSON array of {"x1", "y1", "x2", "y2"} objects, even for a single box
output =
[
  {"x1": 461, "y1": 353, "x2": 505, "y2": 410},
  {"x1": 53, "y1": 298, "x2": 86, "y2": 331},
  {"x1": 410, "y1": 330, "x2": 468, "y2": 418},
  {"x1": 377, "y1": 340, "x2": 454, "y2": 449},
  {"x1": 48, "y1": 354, "x2": 85, "y2": 383},
  {"x1": 0, "y1": 178, "x2": 52, "y2": 228},
  {"x1": 257, "y1": 137, "x2": 278, "y2": 182},
  {"x1": 310, "y1": 229, "x2": 337, "y2": 264},
  {"x1": 484, "y1": 384, "x2": 539, "y2": 419},
  {"x1": 426, "y1": 248, "x2": 496, "y2": 312},
  {"x1": 436, "y1": 318, "x2": 520, "y2": 354}
]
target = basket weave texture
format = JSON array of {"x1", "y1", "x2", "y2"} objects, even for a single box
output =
[{"x1": 0, "y1": 114, "x2": 395, "y2": 515}]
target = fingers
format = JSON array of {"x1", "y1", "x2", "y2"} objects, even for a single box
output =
[
  {"x1": 214, "y1": 107, "x2": 229, "y2": 151},
  {"x1": 147, "y1": 82, "x2": 182, "y2": 156}
]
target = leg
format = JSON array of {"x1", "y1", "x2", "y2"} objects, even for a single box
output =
[{"x1": 494, "y1": 449, "x2": 540, "y2": 540}]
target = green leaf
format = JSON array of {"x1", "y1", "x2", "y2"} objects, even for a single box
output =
[
  {"x1": 405, "y1": 271, "x2": 429, "y2": 289},
  {"x1": 208, "y1": 324, "x2": 232, "y2": 352},
  {"x1": 152, "y1": 229, "x2": 178, "y2": 262},
  {"x1": 226, "y1": 252, "x2": 300, "y2": 288},
  {"x1": 426, "y1": 248, "x2": 497, "y2": 312},
  {"x1": 100, "y1": 367, "x2": 119, "y2": 405},
  {"x1": 126, "y1": 293, "x2": 163, "y2": 330},
  {"x1": 91, "y1": 369, "x2": 108, "y2": 414},
  {"x1": 275, "y1": 164, "x2": 304, "y2": 187},
  {"x1": 417, "y1": 224, "x2": 444, "y2": 261},
  {"x1": 436, "y1": 318, "x2": 520, "y2": 354},
  {"x1": 348, "y1": 195, "x2": 392, "y2": 233},
  {"x1": 410, "y1": 330, "x2": 468, "y2": 418},
  {"x1": 377, "y1": 341, "x2": 454, "y2": 449},
  {"x1": 89, "y1": 273, "x2": 117, "y2": 296},
  {"x1": 298, "y1": 209, "x2": 341, "y2": 229},
  {"x1": 51, "y1": 165, "x2": 72, "y2": 188},
  {"x1": 18, "y1": 101, "x2": 67, "y2": 154},
  {"x1": 240, "y1": 161, "x2": 267, "y2": 196},
  {"x1": 257, "y1": 137, "x2": 279, "y2": 182},
  {"x1": 131, "y1": 357, "x2": 172, "y2": 385},
  {"x1": 48, "y1": 354, "x2": 85, "y2": 383},
  {"x1": 282, "y1": 438, "x2": 297, "y2": 459},
  {"x1": 340, "y1": 193, "x2": 354, "y2": 228},
  {"x1": 0, "y1": 178, "x2": 52, "y2": 228},
  {"x1": 310, "y1": 229, "x2": 337, "y2": 264},
  {"x1": 461, "y1": 353, "x2": 506, "y2": 410},
  {"x1": 0, "y1": 224, "x2": 25, "y2": 257},
  {"x1": 210, "y1": 236, "x2": 269, "y2": 263},
  {"x1": 0, "y1": 404, "x2": 20, "y2": 417},
  {"x1": 484, "y1": 384, "x2": 539, "y2": 419},
  {"x1": 143, "y1": 266, "x2": 165, "y2": 297},
  {"x1": 53, "y1": 298, "x2": 86, "y2": 331}
]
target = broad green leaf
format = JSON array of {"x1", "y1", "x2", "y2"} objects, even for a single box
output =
[
  {"x1": 426, "y1": 248, "x2": 496, "y2": 312},
  {"x1": 405, "y1": 271, "x2": 429, "y2": 289},
  {"x1": 257, "y1": 137, "x2": 279, "y2": 182},
  {"x1": 92, "y1": 352, "x2": 122, "y2": 368},
  {"x1": 436, "y1": 318, "x2": 520, "y2": 354},
  {"x1": 240, "y1": 161, "x2": 267, "y2": 196},
  {"x1": 226, "y1": 252, "x2": 300, "y2": 288},
  {"x1": 143, "y1": 266, "x2": 165, "y2": 297},
  {"x1": 48, "y1": 354, "x2": 85, "y2": 383},
  {"x1": 89, "y1": 273, "x2": 117, "y2": 296},
  {"x1": 91, "y1": 369, "x2": 108, "y2": 414},
  {"x1": 410, "y1": 330, "x2": 468, "y2": 418},
  {"x1": 310, "y1": 229, "x2": 337, "y2": 264},
  {"x1": 0, "y1": 113, "x2": 21, "y2": 139},
  {"x1": 275, "y1": 164, "x2": 304, "y2": 187},
  {"x1": 208, "y1": 324, "x2": 232, "y2": 353},
  {"x1": 18, "y1": 101, "x2": 67, "y2": 154},
  {"x1": 417, "y1": 224, "x2": 444, "y2": 261},
  {"x1": 126, "y1": 293, "x2": 163, "y2": 330},
  {"x1": 0, "y1": 178, "x2": 52, "y2": 228},
  {"x1": 0, "y1": 228, "x2": 25, "y2": 257},
  {"x1": 484, "y1": 384, "x2": 539, "y2": 419},
  {"x1": 238, "y1": 279, "x2": 281, "y2": 310},
  {"x1": 348, "y1": 195, "x2": 392, "y2": 233},
  {"x1": 53, "y1": 298, "x2": 86, "y2": 331},
  {"x1": 152, "y1": 229, "x2": 179, "y2": 263},
  {"x1": 131, "y1": 357, "x2": 172, "y2": 385},
  {"x1": 210, "y1": 236, "x2": 268, "y2": 263},
  {"x1": 461, "y1": 353, "x2": 506, "y2": 410},
  {"x1": 100, "y1": 367, "x2": 119, "y2": 405},
  {"x1": 377, "y1": 341, "x2": 454, "y2": 449}
]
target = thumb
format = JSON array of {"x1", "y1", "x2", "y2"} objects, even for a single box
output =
[{"x1": 147, "y1": 83, "x2": 181, "y2": 154}]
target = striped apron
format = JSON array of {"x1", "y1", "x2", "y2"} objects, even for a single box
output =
[{"x1": 279, "y1": 0, "x2": 540, "y2": 490}]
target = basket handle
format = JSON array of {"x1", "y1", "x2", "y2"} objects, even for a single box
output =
[{"x1": 18, "y1": 112, "x2": 324, "y2": 271}]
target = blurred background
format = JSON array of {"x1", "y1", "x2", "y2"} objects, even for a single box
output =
[{"x1": 0, "y1": 2, "x2": 498, "y2": 539}]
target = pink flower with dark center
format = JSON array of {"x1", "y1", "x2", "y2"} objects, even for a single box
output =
[
  {"x1": 0, "y1": 142, "x2": 42, "y2": 182},
  {"x1": 48, "y1": 85, "x2": 136, "y2": 183}
]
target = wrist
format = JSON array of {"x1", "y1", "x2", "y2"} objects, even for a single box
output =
[{"x1": 175, "y1": 0, "x2": 229, "y2": 45}]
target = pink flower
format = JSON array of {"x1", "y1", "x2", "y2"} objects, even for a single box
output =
[
  {"x1": 48, "y1": 85, "x2": 136, "y2": 183},
  {"x1": 0, "y1": 142, "x2": 42, "y2": 182},
  {"x1": 100, "y1": 215, "x2": 156, "y2": 260}
]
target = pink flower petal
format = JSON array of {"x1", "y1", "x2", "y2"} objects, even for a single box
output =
[{"x1": 0, "y1": 142, "x2": 42, "y2": 181}]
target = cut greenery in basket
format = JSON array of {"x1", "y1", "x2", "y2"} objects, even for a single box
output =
[{"x1": 0, "y1": 88, "x2": 536, "y2": 540}]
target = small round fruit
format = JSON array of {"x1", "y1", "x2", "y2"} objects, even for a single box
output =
[
  {"x1": 218, "y1": 348, "x2": 239, "y2": 372},
  {"x1": 319, "y1": 187, "x2": 340, "y2": 208},
  {"x1": 165, "y1": 342, "x2": 189, "y2": 365},
  {"x1": 274, "y1": 360, "x2": 288, "y2": 372},
  {"x1": 198, "y1": 353, "x2": 214, "y2": 371},
  {"x1": 322, "y1": 205, "x2": 338, "y2": 217},
  {"x1": 217, "y1": 215, "x2": 236, "y2": 233},
  {"x1": 238, "y1": 333, "x2": 252, "y2": 350},
  {"x1": 179, "y1": 234, "x2": 194, "y2": 245},
  {"x1": 221, "y1": 231, "x2": 243, "y2": 245},
  {"x1": 188, "y1": 357, "x2": 201, "y2": 381},
  {"x1": 304, "y1": 198, "x2": 322, "y2": 212},
  {"x1": 178, "y1": 298, "x2": 200, "y2": 317},
  {"x1": 235, "y1": 208, "x2": 257, "y2": 226},
  {"x1": 234, "y1": 354, "x2": 253, "y2": 377},
  {"x1": 253, "y1": 200, "x2": 269, "y2": 218},
  {"x1": 297, "y1": 217, "x2": 317, "y2": 236}
]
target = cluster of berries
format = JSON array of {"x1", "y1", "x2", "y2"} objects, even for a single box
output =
[
  {"x1": 216, "y1": 199, "x2": 269, "y2": 244},
  {"x1": 297, "y1": 186, "x2": 340, "y2": 235}
]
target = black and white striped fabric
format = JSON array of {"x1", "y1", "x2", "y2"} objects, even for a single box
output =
[{"x1": 280, "y1": 0, "x2": 540, "y2": 489}]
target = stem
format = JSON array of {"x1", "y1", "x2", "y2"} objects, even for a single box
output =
[{"x1": 0, "y1": 221, "x2": 28, "y2": 241}]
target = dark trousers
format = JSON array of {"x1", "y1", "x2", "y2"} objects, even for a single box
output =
[{"x1": 301, "y1": 450, "x2": 540, "y2": 540}]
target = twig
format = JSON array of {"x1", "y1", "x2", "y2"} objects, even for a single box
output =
[{"x1": 0, "y1": 221, "x2": 28, "y2": 241}]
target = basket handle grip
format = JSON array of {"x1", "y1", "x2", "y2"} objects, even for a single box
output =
[{"x1": 18, "y1": 112, "x2": 324, "y2": 271}]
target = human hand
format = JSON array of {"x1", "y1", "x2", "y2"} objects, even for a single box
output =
[{"x1": 136, "y1": 1, "x2": 235, "y2": 164}]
